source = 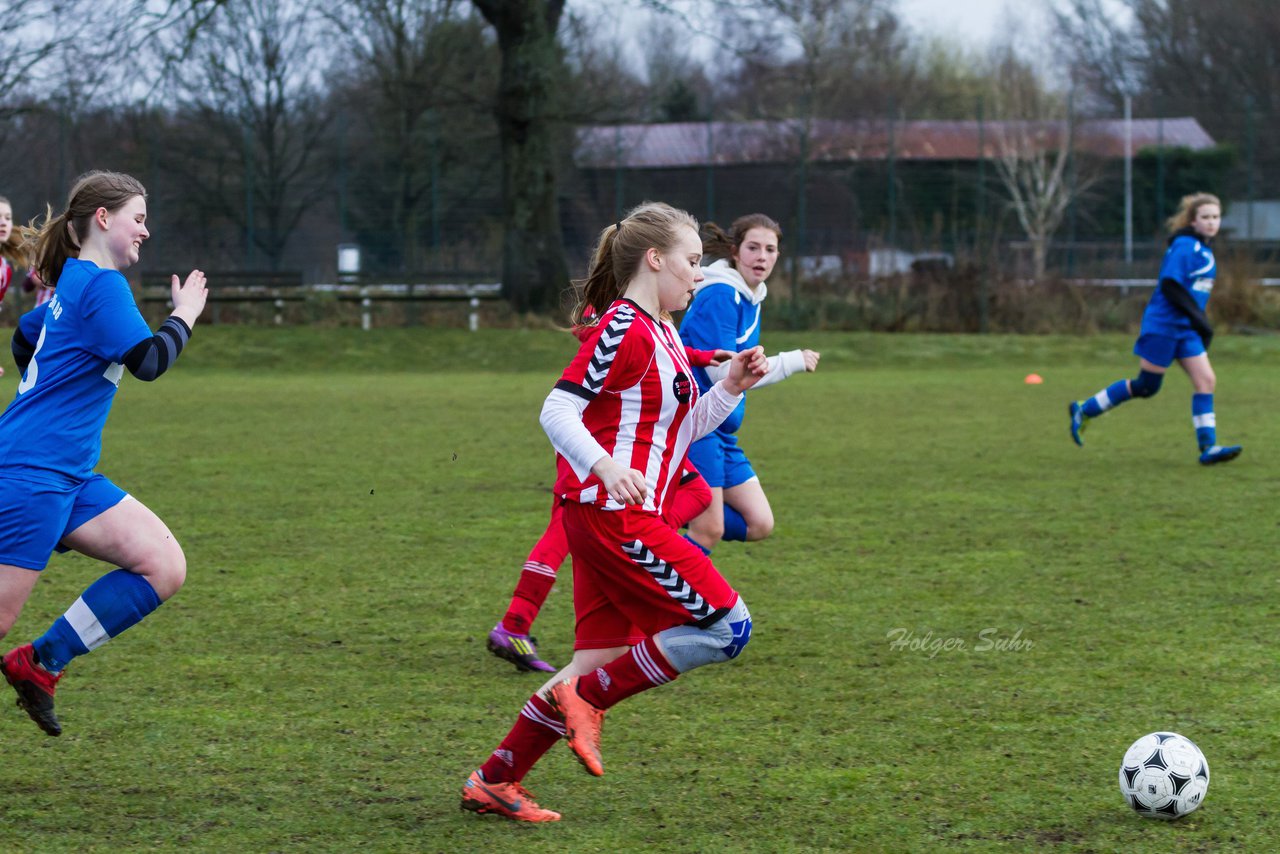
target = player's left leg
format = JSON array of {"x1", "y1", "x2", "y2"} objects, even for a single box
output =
[
  {"x1": 723, "y1": 477, "x2": 774, "y2": 542},
  {"x1": 489, "y1": 500, "x2": 566, "y2": 673},
  {"x1": 32, "y1": 483, "x2": 184, "y2": 682},
  {"x1": 1179, "y1": 353, "x2": 1242, "y2": 465},
  {"x1": 548, "y1": 505, "x2": 751, "y2": 776},
  {"x1": 664, "y1": 467, "x2": 712, "y2": 531}
]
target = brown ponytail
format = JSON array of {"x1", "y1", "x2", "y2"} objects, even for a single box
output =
[
  {"x1": 571, "y1": 201, "x2": 699, "y2": 325},
  {"x1": 19, "y1": 171, "x2": 147, "y2": 286},
  {"x1": 701, "y1": 213, "x2": 782, "y2": 261}
]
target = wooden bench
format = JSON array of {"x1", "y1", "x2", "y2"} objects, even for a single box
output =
[
  {"x1": 139, "y1": 271, "x2": 306, "y2": 324},
  {"x1": 137, "y1": 271, "x2": 504, "y2": 328},
  {"x1": 320, "y1": 279, "x2": 503, "y2": 330}
]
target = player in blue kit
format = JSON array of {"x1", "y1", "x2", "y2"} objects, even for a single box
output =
[
  {"x1": 1069, "y1": 192, "x2": 1241, "y2": 465},
  {"x1": 678, "y1": 214, "x2": 820, "y2": 553},
  {"x1": 0, "y1": 171, "x2": 207, "y2": 736}
]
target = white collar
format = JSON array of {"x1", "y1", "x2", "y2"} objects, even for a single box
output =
[{"x1": 694, "y1": 258, "x2": 768, "y2": 305}]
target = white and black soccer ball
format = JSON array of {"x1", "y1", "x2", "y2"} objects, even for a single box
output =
[{"x1": 1118, "y1": 732, "x2": 1210, "y2": 820}]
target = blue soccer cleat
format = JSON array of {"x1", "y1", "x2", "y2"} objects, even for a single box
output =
[
  {"x1": 1198, "y1": 445, "x2": 1242, "y2": 466},
  {"x1": 1068, "y1": 400, "x2": 1088, "y2": 447}
]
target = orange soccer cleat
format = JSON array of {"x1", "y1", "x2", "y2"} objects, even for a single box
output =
[
  {"x1": 547, "y1": 677, "x2": 606, "y2": 777},
  {"x1": 460, "y1": 770, "x2": 561, "y2": 822}
]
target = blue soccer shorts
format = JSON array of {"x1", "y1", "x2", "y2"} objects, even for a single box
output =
[
  {"x1": 1133, "y1": 329, "x2": 1206, "y2": 368},
  {"x1": 0, "y1": 473, "x2": 129, "y2": 570},
  {"x1": 687, "y1": 430, "x2": 757, "y2": 490}
]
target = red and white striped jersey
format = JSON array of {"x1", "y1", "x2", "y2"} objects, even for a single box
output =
[{"x1": 551, "y1": 299, "x2": 699, "y2": 515}]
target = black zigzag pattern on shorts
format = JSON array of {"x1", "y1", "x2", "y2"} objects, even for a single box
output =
[
  {"x1": 583, "y1": 304, "x2": 635, "y2": 394},
  {"x1": 622, "y1": 539, "x2": 713, "y2": 622}
]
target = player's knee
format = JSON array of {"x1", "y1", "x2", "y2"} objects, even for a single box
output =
[
  {"x1": 691, "y1": 515, "x2": 725, "y2": 543},
  {"x1": 655, "y1": 599, "x2": 752, "y2": 672},
  {"x1": 719, "y1": 599, "x2": 752, "y2": 659},
  {"x1": 142, "y1": 539, "x2": 187, "y2": 601},
  {"x1": 1130, "y1": 370, "x2": 1164, "y2": 398},
  {"x1": 745, "y1": 515, "x2": 774, "y2": 541}
]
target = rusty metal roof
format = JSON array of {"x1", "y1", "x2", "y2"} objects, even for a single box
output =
[{"x1": 574, "y1": 118, "x2": 1215, "y2": 168}]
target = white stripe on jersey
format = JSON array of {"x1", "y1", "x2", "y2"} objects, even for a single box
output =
[
  {"x1": 66, "y1": 597, "x2": 110, "y2": 650},
  {"x1": 609, "y1": 361, "x2": 646, "y2": 510},
  {"x1": 609, "y1": 312, "x2": 695, "y2": 513},
  {"x1": 736, "y1": 303, "x2": 761, "y2": 345},
  {"x1": 520, "y1": 699, "x2": 566, "y2": 735}
]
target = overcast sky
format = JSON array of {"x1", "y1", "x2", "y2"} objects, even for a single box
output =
[{"x1": 899, "y1": 0, "x2": 1056, "y2": 49}]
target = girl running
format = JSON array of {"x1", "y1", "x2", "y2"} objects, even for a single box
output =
[
  {"x1": 461, "y1": 201, "x2": 766, "y2": 822},
  {"x1": 679, "y1": 214, "x2": 820, "y2": 553},
  {"x1": 1069, "y1": 193, "x2": 1242, "y2": 465},
  {"x1": 0, "y1": 170, "x2": 208, "y2": 736}
]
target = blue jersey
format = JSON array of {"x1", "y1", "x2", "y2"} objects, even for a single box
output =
[
  {"x1": 0, "y1": 259, "x2": 152, "y2": 483},
  {"x1": 1142, "y1": 233, "x2": 1215, "y2": 335},
  {"x1": 679, "y1": 262, "x2": 765, "y2": 435}
]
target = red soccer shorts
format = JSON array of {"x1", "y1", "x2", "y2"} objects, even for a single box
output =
[{"x1": 561, "y1": 501, "x2": 739, "y2": 650}]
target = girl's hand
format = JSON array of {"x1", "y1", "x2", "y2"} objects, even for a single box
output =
[
  {"x1": 723, "y1": 345, "x2": 768, "y2": 394},
  {"x1": 803, "y1": 349, "x2": 821, "y2": 372},
  {"x1": 592, "y1": 457, "x2": 648, "y2": 505},
  {"x1": 170, "y1": 270, "x2": 209, "y2": 326},
  {"x1": 709, "y1": 348, "x2": 734, "y2": 365}
]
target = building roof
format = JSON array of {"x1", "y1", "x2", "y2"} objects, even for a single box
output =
[{"x1": 574, "y1": 118, "x2": 1216, "y2": 169}]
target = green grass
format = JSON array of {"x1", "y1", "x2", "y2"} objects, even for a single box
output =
[{"x1": 1, "y1": 328, "x2": 1277, "y2": 852}]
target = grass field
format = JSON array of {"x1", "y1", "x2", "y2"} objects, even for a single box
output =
[{"x1": 0, "y1": 328, "x2": 1277, "y2": 852}]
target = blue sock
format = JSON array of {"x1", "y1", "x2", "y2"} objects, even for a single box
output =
[
  {"x1": 33, "y1": 570, "x2": 162, "y2": 673},
  {"x1": 1081, "y1": 379, "x2": 1132, "y2": 417},
  {"x1": 1192, "y1": 393, "x2": 1216, "y2": 449},
  {"x1": 682, "y1": 534, "x2": 712, "y2": 556},
  {"x1": 722, "y1": 505, "x2": 748, "y2": 542}
]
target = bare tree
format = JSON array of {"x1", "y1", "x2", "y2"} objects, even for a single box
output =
[
  {"x1": 161, "y1": 0, "x2": 332, "y2": 269},
  {"x1": 471, "y1": 0, "x2": 569, "y2": 313},
  {"x1": 987, "y1": 54, "x2": 1097, "y2": 281},
  {"x1": 0, "y1": 1, "x2": 65, "y2": 118},
  {"x1": 328, "y1": 0, "x2": 496, "y2": 269}
]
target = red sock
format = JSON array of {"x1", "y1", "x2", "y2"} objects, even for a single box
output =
[
  {"x1": 501, "y1": 515, "x2": 568, "y2": 635},
  {"x1": 479, "y1": 694, "x2": 564, "y2": 783},
  {"x1": 665, "y1": 472, "x2": 712, "y2": 529},
  {"x1": 501, "y1": 561, "x2": 558, "y2": 635},
  {"x1": 577, "y1": 638, "x2": 679, "y2": 710}
]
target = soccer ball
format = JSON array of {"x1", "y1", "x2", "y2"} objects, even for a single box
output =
[{"x1": 1118, "y1": 732, "x2": 1210, "y2": 820}]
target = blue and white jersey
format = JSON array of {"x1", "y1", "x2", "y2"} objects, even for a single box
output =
[
  {"x1": 679, "y1": 259, "x2": 767, "y2": 435},
  {"x1": 1142, "y1": 233, "x2": 1215, "y2": 334},
  {"x1": 0, "y1": 258, "x2": 152, "y2": 483}
]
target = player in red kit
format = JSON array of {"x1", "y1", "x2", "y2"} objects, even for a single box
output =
[
  {"x1": 461, "y1": 202, "x2": 767, "y2": 822},
  {"x1": 486, "y1": 315, "x2": 729, "y2": 673}
]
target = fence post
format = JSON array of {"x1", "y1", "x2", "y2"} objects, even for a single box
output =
[
  {"x1": 1245, "y1": 94, "x2": 1256, "y2": 240},
  {"x1": 361, "y1": 286, "x2": 372, "y2": 331},
  {"x1": 975, "y1": 96, "x2": 988, "y2": 333},
  {"x1": 1155, "y1": 118, "x2": 1165, "y2": 228},
  {"x1": 469, "y1": 295, "x2": 480, "y2": 332},
  {"x1": 887, "y1": 100, "x2": 897, "y2": 251},
  {"x1": 614, "y1": 124, "x2": 624, "y2": 222},
  {"x1": 705, "y1": 113, "x2": 715, "y2": 222}
]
